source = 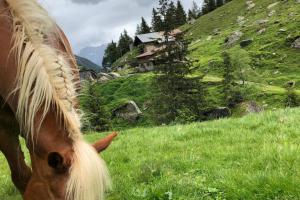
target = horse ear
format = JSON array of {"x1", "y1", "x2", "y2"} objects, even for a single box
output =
[
  {"x1": 93, "y1": 132, "x2": 118, "y2": 153},
  {"x1": 48, "y1": 152, "x2": 69, "y2": 173}
]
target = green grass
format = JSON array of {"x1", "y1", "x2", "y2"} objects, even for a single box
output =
[{"x1": 2, "y1": 108, "x2": 300, "y2": 199}]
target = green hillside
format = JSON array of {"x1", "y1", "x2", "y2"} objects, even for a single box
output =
[
  {"x1": 94, "y1": 0, "x2": 300, "y2": 128},
  {"x1": 184, "y1": 0, "x2": 300, "y2": 88},
  {"x1": 2, "y1": 108, "x2": 300, "y2": 199}
]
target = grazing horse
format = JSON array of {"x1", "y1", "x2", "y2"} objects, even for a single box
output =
[{"x1": 0, "y1": 0, "x2": 117, "y2": 199}]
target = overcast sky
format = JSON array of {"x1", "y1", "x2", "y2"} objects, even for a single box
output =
[{"x1": 38, "y1": 0, "x2": 203, "y2": 53}]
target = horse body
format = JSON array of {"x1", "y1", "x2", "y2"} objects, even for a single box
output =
[{"x1": 0, "y1": 0, "x2": 116, "y2": 199}]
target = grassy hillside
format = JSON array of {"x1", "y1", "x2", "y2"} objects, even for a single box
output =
[
  {"x1": 1, "y1": 108, "x2": 300, "y2": 199},
  {"x1": 98, "y1": 0, "x2": 300, "y2": 128},
  {"x1": 184, "y1": 0, "x2": 300, "y2": 89}
]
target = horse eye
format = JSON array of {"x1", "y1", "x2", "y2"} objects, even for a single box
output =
[{"x1": 48, "y1": 152, "x2": 66, "y2": 173}]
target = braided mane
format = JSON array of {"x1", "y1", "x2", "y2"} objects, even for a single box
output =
[
  {"x1": 7, "y1": 0, "x2": 81, "y2": 141},
  {"x1": 5, "y1": 1, "x2": 110, "y2": 199}
]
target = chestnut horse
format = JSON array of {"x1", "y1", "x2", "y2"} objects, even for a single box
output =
[{"x1": 0, "y1": 0, "x2": 117, "y2": 199}]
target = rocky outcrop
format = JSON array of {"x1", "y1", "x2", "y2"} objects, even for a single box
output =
[
  {"x1": 112, "y1": 101, "x2": 142, "y2": 123},
  {"x1": 225, "y1": 31, "x2": 243, "y2": 47},
  {"x1": 97, "y1": 72, "x2": 121, "y2": 83},
  {"x1": 239, "y1": 101, "x2": 264, "y2": 116},
  {"x1": 246, "y1": 1, "x2": 255, "y2": 10},
  {"x1": 292, "y1": 38, "x2": 300, "y2": 49},
  {"x1": 108, "y1": 72, "x2": 121, "y2": 79}
]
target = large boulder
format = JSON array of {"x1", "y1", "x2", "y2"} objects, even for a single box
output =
[
  {"x1": 238, "y1": 101, "x2": 264, "y2": 116},
  {"x1": 240, "y1": 39, "x2": 253, "y2": 47},
  {"x1": 98, "y1": 73, "x2": 113, "y2": 80},
  {"x1": 292, "y1": 38, "x2": 300, "y2": 49},
  {"x1": 246, "y1": 1, "x2": 255, "y2": 10},
  {"x1": 108, "y1": 72, "x2": 121, "y2": 79},
  {"x1": 112, "y1": 101, "x2": 142, "y2": 123},
  {"x1": 225, "y1": 31, "x2": 243, "y2": 47}
]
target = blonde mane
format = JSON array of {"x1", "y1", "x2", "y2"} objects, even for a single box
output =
[{"x1": 5, "y1": 0, "x2": 110, "y2": 199}]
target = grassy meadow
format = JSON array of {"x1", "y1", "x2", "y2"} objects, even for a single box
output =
[{"x1": 1, "y1": 108, "x2": 300, "y2": 199}]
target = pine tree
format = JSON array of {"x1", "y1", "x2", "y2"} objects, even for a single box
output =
[
  {"x1": 190, "y1": 1, "x2": 201, "y2": 18},
  {"x1": 151, "y1": 8, "x2": 163, "y2": 32},
  {"x1": 187, "y1": 9, "x2": 194, "y2": 21},
  {"x1": 165, "y1": 1, "x2": 177, "y2": 31},
  {"x1": 140, "y1": 17, "x2": 151, "y2": 34},
  {"x1": 202, "y1": 0, "x2": 210, "y2": 14},
  {"x1": 216, "y1": 0, "x2": 224, "y2": 7},
  {"x1": 152, "y1": 0, "x2": 205, "y2": 124},
  {"x1": 102, "y1": 40, "x2": 119, "y2": 67},
  {"x1": 117, "y1": 30, "x2": 133, "y2": 57},
  {"x1": 135, "y1": 24, "x2": 141, "y2": 36},
  {"x1": 175, "y1": 0, "x2": 187, "y2": 26},
  {"x1": 81, "y1": 82, "x2": 111, "y2": 131},
  {"x1": 208, "y1": 0, "x2": 217, "y2": 12}
]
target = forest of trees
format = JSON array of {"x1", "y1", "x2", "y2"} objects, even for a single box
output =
[{"x1": 102, "y1": 0, "x2": 229, "y2": 68}]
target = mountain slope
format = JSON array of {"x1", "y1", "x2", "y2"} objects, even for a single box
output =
[
  {"x1": 75, "y1": 55, "x2": 101, "y2": 72},
  {"x1": 78, "y1": 44, "x2": 107, "y2": 66}
]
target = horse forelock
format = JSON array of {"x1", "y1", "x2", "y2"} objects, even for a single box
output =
[{"x1": 67, "y1": 140, "x2": 111, "y2": 200}]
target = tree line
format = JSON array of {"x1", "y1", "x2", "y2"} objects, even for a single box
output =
[{"x1": 102, "y1": 0, "x2": 229, "y2": 68}]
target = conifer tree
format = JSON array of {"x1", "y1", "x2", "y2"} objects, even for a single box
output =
[
  {"x1": 102, "y1": 40, "x2": 119, "y2": 67},
  {"x1": 152, "y1": 0, "x2": 205, "y2": 124},
  {"x1": 81, "y1": 82, "x2": 111, "y2": 131},
  {"x1": 117, "y1": 30, "x2": 133, "y2": 57},
  {"x1": 151, "y1": 8, "x2": 163, "y2": 32},
  {"x1": 140, "y1": 17, "x2": 151, "y2": 34},
  {"x1": 216, "y1": 0, "x2": 224, "y2": 7},
  {"x1": 165, "y1": 1, "x2": 177, "y2": 30},
  {"x1": 175, "y1": 0, "x2": 187, "y2": 26},
  {"x1": 190, "y1": 1, "x2": 202, "y2": 18},
  {"x1": 135, "y1": 24, "x2": 141, "y2": 36}
]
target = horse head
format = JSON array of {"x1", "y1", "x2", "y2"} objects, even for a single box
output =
[{"x1": 0, "y1": 0, "x2": 118, "y2": 199}]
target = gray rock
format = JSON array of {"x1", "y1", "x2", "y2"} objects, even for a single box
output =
[
  {"x1": 278, "y1": 28, "x2": 287, "y2": 33},
  {"x1": 112, "y1": 101, "x2": 142, "y2": 123},
  {"x1": 108, "y1": 72, "x2": 121, "y2": 79},
  {"x1": 240, "y1": 101, "x2": 264, "y2": 115},
  {"x1": 225, "y1": 31, "x2": 243, "y2": 47},
  {"x1": 257, "y1": 28, "x2": 266, "y2": 35},
  {"x1": 98, "y1": 76, "x2": 110, "y2": 83},
  {"x1": 246, "y1": 1, "x2": 255, "y2": 10},
  {"x1": 240, "y1": 39, "x2": 253, "y2": 47},
  {"x1": 292, "y1": 38, "x2": 300, "y2": 49},
  {"x1": 268, "y1": 10, "x2": 276, "y2": 17},
  {"x1": 98, "y1": 73, "x2": 113, "y2": 80},
  {"x1": 256, "y1": 19, "x2": 269, "y2": 25},
  {"x1": 267, "y1": 2, "x2": 279, "y2": 9},
  {"x1": 237, "y1": 16, "x2": 246, "y2": 26}
]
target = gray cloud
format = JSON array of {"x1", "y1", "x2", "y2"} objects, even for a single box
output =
[{"x1": 39, "y1": 0, "x2": 199, "y2": 52}]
